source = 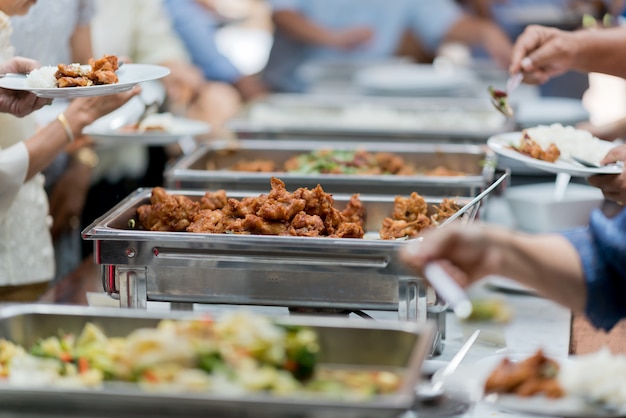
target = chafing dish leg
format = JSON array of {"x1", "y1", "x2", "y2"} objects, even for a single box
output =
[
  {"x1": 117, "y1": 268, "x2": 147, "y2": 309},
  {"x1": 398, "y1": 276, "x2": 427, "y2": 323}
]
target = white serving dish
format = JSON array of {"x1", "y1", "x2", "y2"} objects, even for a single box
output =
[{"x1": 505, "y1": 182, "x2": 604, "y2": 233}]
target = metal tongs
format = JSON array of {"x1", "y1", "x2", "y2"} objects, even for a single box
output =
[{"x1": 488, "y1": 72, "x2": 523, "y2": 118}]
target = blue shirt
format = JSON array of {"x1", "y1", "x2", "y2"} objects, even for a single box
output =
[
  {"x1": 163, "y1": 0, "x2": 242, "y2": 83},
  {"x1": 262, "y1": 0, "x2": 463, "y2": 92},
  {"x1": 564, "y1": 206, "x2": 626, "y2": 331}
]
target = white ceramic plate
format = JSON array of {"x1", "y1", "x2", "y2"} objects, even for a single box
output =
[
  {"x1": 84, "y1": 116, "x2": 210, "y2": 146},
  {"x1": 487, "y1": 132, "x2": 621, "y2": 177},
  {"x1": 0, "y1": 63, "x2": 171, "y2": 99},
  {"x1": 442, "y1": 354, "x2": 619, "y2": 418}
]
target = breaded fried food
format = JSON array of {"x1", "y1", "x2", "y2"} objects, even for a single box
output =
[
  {"x1": 137, "y1": 187, "x2": 199, "y2": 231},
  {"x1": 54, "y1": 54, "x2": 119, "y2": 88},
  {"x1": 516, "y1": 132, "x2": 561, "y2": 163},
  {"x1": 484, "y1": 350, "x2": 564, "y2": 398}
]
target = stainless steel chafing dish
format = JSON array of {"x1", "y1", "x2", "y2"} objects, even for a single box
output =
[
  {"x1": 227, "y1": 94, "x2": 514, "y2": 143},
  {"x1": 165, "y1": 139, "x2": 496, "y2": 197},
  {"x1": 0, "y1": 304, "x2": 434, "y2": 418}
]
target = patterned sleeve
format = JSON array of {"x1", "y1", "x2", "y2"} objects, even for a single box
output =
[{"x1": 563, "y1": 206, "x2": 626, "y2": 331}]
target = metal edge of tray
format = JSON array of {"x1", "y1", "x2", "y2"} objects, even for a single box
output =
[
  {"x1": 163, "y1": 140, "x2": 497, "y2": 193},
  {"x1": 227, "y1": 94, "x2": 515, "y2": 141},
  {"x1": 0, "y1": 304, "x2": 435, "y2": 418}
]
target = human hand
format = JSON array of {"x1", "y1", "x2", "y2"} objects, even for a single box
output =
[
  {"x1": 330, "y1": 27, "x2": 374, "y2": 50},
  {"x1": 399, "y1": 224, "x2": 504, "y2": 288},
  {"x1": 161, "y1": 62, "x2": 204, "y2": 110},
  {"x1": 510, "y1": 25, "x2": 580, "y2": 84},
  {"x1": 0, "y1": 57, "x2": 52, "y2": 116},
  {"x1": 588, "y1": 145, "x2": 626, "y2": 204},
  {"x1": 65, "y1": 85, "x2": 141, "y2": 128}
]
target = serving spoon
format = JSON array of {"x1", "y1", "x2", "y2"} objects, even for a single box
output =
[{"x1": 488, "y1": 72, "x2": 523, "y2": 117}]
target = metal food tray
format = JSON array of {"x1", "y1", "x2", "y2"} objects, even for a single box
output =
[
  {"x1": 164, "y1": 139, "x2": 496, "y2": 197},
  {"x1": 227, "y1": 94, "x2": 515, "y2": 143},
  {"x1": 0, "y1": 304, "x2": 434, "y2": 418},
  {"x1": 83, "y1": 187, "x2": 483, "y2": 312}
]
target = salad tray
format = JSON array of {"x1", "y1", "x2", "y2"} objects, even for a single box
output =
[{"x1": 0, "y1": 304, "x2": 434, "y2": 418}]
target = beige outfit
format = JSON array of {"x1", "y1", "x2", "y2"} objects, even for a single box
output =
[
  {"x1": 0, "y1": 11, "x2": 54, "y2": 287},
  {"x1": 90, "y1": 0, "x2": 191, "y2": 184}
]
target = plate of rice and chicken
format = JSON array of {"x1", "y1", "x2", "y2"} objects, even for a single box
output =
[
  {"x1": 0, "y1": 55, "x2": 170, "y2": 99},
  {"x1": 441, "y1": 349, "x2": 626, "y2": 417},
  {"x1": 487, "y1": 124, "x2": 622, "y2": 177}
]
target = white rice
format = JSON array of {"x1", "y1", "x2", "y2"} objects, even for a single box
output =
[
  {"x1": 559, "y1": 348, "x2": 626, "y2": 413},
  {"x1": 523, "y1": 123, "x2": 614, "y2": 165},
  {"x1": 25, "y1": 65, "x2": 58, "y2": 88}
]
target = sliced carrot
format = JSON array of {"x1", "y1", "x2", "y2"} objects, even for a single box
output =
[{"x1": 78, "y1": 357, "x2": 89, "y2": 374}]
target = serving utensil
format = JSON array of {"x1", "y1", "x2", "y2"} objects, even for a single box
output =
[
  {"x1": 424, "y1": 262, "x2": 472, "y2": 319},
  {"x1": 416, "y1": 329, "x2": 481, "y2": 400},
  {"x1": 488, "y1": 72, "x2": 523, "y2": 117}
]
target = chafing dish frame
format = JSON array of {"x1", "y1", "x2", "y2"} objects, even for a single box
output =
[
  {"x1": 0, "y1": 303, "x2": 435, "y2": 418},
  {"x1": 228, "y1": 94, "x2": 515, "y2": 143},
  {"x1": 164, "y1": 139, "x2": 497, "y2": 197}
]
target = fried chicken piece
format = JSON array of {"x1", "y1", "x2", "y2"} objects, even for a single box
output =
[
  {"x1": 288, "y1": 212, "x2": 325, "y2": 237},
  {"x1": 392, "y1": 192, "x2": 428, "y2": 223},
  {"x1": 341, "y1": 193, "x2": 365, "y2": 226},
  {"x1": 256, "y1": 177, "x2": 306, "y2": 221},
  {"x1": 56, "y1": 76, "x2": 92, "y2": 88},
  {"x1": 137, "y1": 187, "x2": 199, "y2": 231},
  {"x1": 228, "y1": 196, "x2": 263, "y2": 218},
  {"x1": 89, "y1": 55, "x2": 119, "y2": 72},
  {"x1": 243, "y1": 214, "x2": 289, "y2": 235},
  {"x1": 517, "y1": 132, "x2": 561, "y2": 163},
  {"x1": 374, "y1": 152, "x2": 414, "y2": 174},
  {"x1": 431, "y1": 198, "x2": 461, "y2": 225},
  {"x1": 56, "y1": 63, "x2": 88, "y2": 78},
  {"x1": 89, "y1": 69, "x2": 118, "y2": 85},
  {"x1": 199, "y1": 190, "x2": 228, "y2": 210},
  {"x1": 230, "y1": 160, "x2": 277, "y2": 172},
  {"x1": 186, "y1": 209, "x2": 227, "y2": 233},
  {"x1": 329, "y1": 222, "x2": 364, "y2": 238},
  {"x1": 379, "y1": 215, "x2": 431, "y2": 240},
  {"x1": 484, "y1": 350, "x2": 564, "y2": 398}
]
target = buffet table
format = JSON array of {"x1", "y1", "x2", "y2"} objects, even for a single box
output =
[{"x1": 36, "y1": 251, "x2": 626, "y2": 418}]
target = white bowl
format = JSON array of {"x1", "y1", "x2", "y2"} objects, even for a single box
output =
[{"x1": 505, "y1": 182, "x2": 604, "y2": 233}]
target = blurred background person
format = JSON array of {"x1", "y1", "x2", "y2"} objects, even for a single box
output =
[
  {"x1": 163, "y1": 0, "x2": 270, "y2": 104},
  {"x1": 11, "y1": 0, "x2": 97, "y2": 281},
  {"x1": 80, "y1": 0, "x2": 230, "y2": 259},
  {"x1": 0, "y1": 0, "x2": 139, "y2": 301},
  {"x1": 260, "y1": 0, "x2": 513, "y2": 93}
]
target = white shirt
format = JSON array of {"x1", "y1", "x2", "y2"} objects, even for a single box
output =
[{"x1": 0, "y1": 11, "x2": 54, "y2": 285}]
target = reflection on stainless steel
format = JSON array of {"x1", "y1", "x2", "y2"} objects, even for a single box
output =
[
  {"x1": 0, "y1": 304, "x2": 435, "y2": 418},
  {"x1": 164, "y1": 140, "x2": 497, "y2": 197},
  {"x1": 228, "y1": 94, "x2": 514, "y2": 143}
]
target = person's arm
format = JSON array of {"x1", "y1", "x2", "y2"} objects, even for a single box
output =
[
  {"x1": 510, "y1": 25, "x2": 626, "y2": 84},
  {"x1": 163, "y1": 0, "x2": 242, "y2": 83},
  {"x1": 399, "y1": 224, "x2": 586, "y2": 313},
  {"x1": 443, "y1": 15, "x2": 513, "y2": 69},
  {"x1": 0, "y1": 57, "x2": 51, "y2": 116},
  {"x1": 272, "y1": 9, "x2": 373, "y2": 50},
  {"x1": 24, "y1": 87, "x2": 139, "y2": 180},
  {"x1": 69, "y1": 24, "x2": 93, "y2": 64}
]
